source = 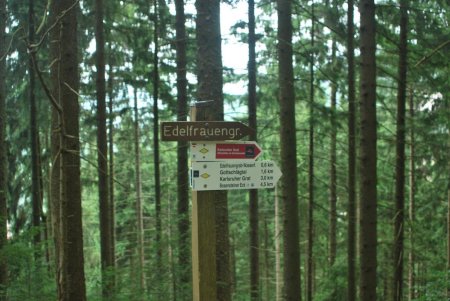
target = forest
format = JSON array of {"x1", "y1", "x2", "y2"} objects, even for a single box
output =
[{"x1": 0, "y1": 0, "x2": 449, "y2": 300}]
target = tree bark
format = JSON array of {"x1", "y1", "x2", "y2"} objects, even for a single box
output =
[
  {"x1": 307, "y1": 4, "x2": 315, "y2": 301},
  {"x1": 447, "y1": 101, "x2": 450, "y2": 299},
  {"x1": 277, "y1": 0, "x2": 301, "y2": 299},
  {"x1": 29, "y1": 0, "x2": 43, "y2": 258},
  {"x1": 329, "y1": 39, "x2": 337, "y2": 269},
  {"x1": 359, "y1": 0, "x2": 378, "y2": 300},
  {"x1": 447, "y1": 173, "x2": 450, "y2": 299},
  {"x1": 393, "y1": 0, "x2": 408, "y2": 300},
  {"x1": 133, "y1": 88, "x2": 146, "y2": 293},
  {"x1": 195, "y1": 0, "x2": 230, "y2": 299},
  {"x1": 346, "y1": 0, "x2": 357, "y2": 300},
  {"x1": 248, "y1": 0, "x2": 259, "y2": 299},
  {"x1": 175, "y1": 0, "x2": 190, "y2": 297},
  {"x1": 0, "y1": 0, "x2": 8, "y2": 296},
  {"x1": 263, "y1": 216, "x2": 271, "y2": 301},
  {"x1": 407, "y1": 91, "x2": 415, "y2": 301},
  {"x1": 107, "y1": 47, "x2": 116, "y2": 277},
  {"x1": 95, "y1": 0, "x2": 114, "y2": 297},
  {"x1": 153, "y1": 0, "x2": 162, "y2": 290},
  {"x1": 274, "y1": 188, "x2": 282, "y2": 301},
  {"x1": 50, "y1": 0, "x2": 87, "y2": 299}
]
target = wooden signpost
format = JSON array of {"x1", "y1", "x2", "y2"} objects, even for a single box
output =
[{"x1": 161, "y1": 102, "x2": 281, "y2": 301}]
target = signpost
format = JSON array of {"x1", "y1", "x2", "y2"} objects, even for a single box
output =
[
  {"x1": 191, "y1": 160, "x2": 281, "y2": 191},
  {"x1": 161, "y1": 121, "x2": 255, "y2": 141},
  {"x1": 161, "y1": 103, "x2": 282, "y2": 301},
  {"x1": 190, "y1": 141, "x2": 262, "y2": 161}
]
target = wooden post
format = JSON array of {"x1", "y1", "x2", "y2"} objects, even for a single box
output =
[{"x1": 190, "y1": 101, "x2": 217, "y2": 301}]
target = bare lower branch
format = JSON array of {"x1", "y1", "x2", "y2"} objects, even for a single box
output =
[{"x1": 414, "y1": 40, "x2": 450, "y2": 67}]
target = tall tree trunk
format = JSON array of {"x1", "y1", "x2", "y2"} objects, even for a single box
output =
[
  {"x1": 50, "y1": 0, "x2": 87, "y2": 299},
  {"x1": 359, "y1": 0, "x2": 378, "y2": 299},
  {"x1": 263, "y1": 215, "x2": 271, "y2": 301},
  {"x1": 393, "y1": 0, "x2": 408, "y2": 300},
  {"x1": 152, "y1": 0, "x2": 162, "y2": 291},
  {"x1": 107, "y1": 48, "x2": 116, "y2": 276},
  {"x1": 274, "y1": 188, "x2": 282, "y2": 301},
  {"x1": 277, "y1": 0, "x2": 301, "y2": 299},
  {"x1": 447, "y1": 171, "x2": 450, "y2": 299},
  {"x1": 165, "y1": 191, "x2": 175, "y2": 300},
  {"x1": 133, "y1": 88, "x2": 146, "y2": 293},
  {"x1": 248, "y1": 0, "x2": 259, "y2": 299},
  {"x1": 407, "y1": 91, "x2": 415, "y2": 301},
  {"x1": 175, "y1": 0, "x2": 190, "y2": 297},
  {"x1": 447, "y1": 102, "x2": 450, "y2": 299},
  {"x1": 29, "y1": 0, "x2": 43, "y2": 259},
  {"x1": 230, "y1": 234, "x2": 237, "y2": 295},
  {"x1": 50, "y1": 90, "x2": 63, "y2": 300},
  {"x1": 195, "y1": 0, "x2": 230, "y2": 299},
  {"x1": 346, "y1": 0, "x2": 357, "y2": 300},
  {"x1": 0, "y1": 0, "x2": 8, "y2": 296},
  {"x1": 329, "y1": 39, "x2": 337, "y2": 270},
  {"x1": 306, "y1": 4, "x2": 315, "y2": 301},
  {"x1": 167, "y1": 198, "x2": 177, "y2": 300},
  {"x1": 95, "y1": 0, "x2": 114, "y2": 297}
]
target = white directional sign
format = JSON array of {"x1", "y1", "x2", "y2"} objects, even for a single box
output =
[
  {"x1": 191, "y1": 141, "x2": 262, "y2": 162},
  {"x1": 191, "y1": 160, "x2": 282, "y2": 191}
]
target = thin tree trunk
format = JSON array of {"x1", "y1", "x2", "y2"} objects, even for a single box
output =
[
  {"x1": 152, "y1": 0, "x2": 162, "y2": 291},
  {"x1": 37, "y1": 136, "x2": 49, "y2": 267},
  {"x1": 230, "y1": 234, "x2": 237, "y2": 296},
  {"x1": 447, "y1": 176, "x2": 450, "y2": 299},
  {"x1": 346, "y1": 0, "x2": 357, "y2": 300},
  {"x1": 359, "y1": 0, "x2": 378, "y2": 299},
  {"x1": 133, "y1": 88, "x2": 146, "y2": 293},
  {"x1": 274, "y1": 188, "x2": 282, "y2": 301},
  {"x1": 29, "y1": 0, "x2": 43, "y2": 258},
  {"x1": 417, "y1": 261, "x2": 422, "y2": 298},
  {"x1": 329, "y1": 40, "x2": 337, "y2": 269},
  {"x1": 407, "y1": 91, "x2": 415, "y2": 301},
  {"x1": 447, "y1": 100, "x2": 450, "y2": 298},
  {"x1": 107, "y1": 49, "x2": 116, "y2": 276},
  {"x1": 393, "y1": 0, "x2": 408, "y2": 300},
  {"x1": 175, "y1": 0, "x2": 190, "y2": 297},
  {"x1": 277, "y1": 0, "x2": 301, "y2": 299},
  {"x1": 264, "y1": 215, "x2": 271, "y2": 301},
  {"x1": 95, "y1": 0, "x2": 114, "y2": 297},
  {"x1": 167, "y1": 193, "x2": 176, "y2": 301},
  {"x1": 50, "y1": 100, "x2": 63, "y2": 299},
  {"x1": 0, "y1": 0, "x2": 8, "y2": 296},
  {"x1": 307, "y1": 4, "x2": 315, "y2": 301},
  {"x1": 248, "y1": 0, "x2": 259, "y2": 299}
]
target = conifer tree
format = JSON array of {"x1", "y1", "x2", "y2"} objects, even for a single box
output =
[
  {"x1": 393, "y1": 0, "x2": 409, "y2": 299},
  {"x1": 277, "y1": 0, "x2": 301, "y2": 299},
  {"x1": 359, "y1": 0, "x2": 378, "y2": 299},
  {"x1": 0, "y1": 0, "x2": 8, "y2": 297},
  {"x1": 50, "y1": 0, "x2": 87, "y2": 299}
]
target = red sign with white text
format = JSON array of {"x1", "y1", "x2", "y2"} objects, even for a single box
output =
[{"x1": 215, "y1": 143, "x2": 262, "y2": 160}]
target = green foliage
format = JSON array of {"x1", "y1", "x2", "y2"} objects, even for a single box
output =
[
  {"x1": 2, "y1": 0, "x2": 449, "y2": 299},
  {"x1": 1, "y1": 230, "x2": 55, "y2": 300}
]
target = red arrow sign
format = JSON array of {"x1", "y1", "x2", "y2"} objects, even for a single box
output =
[{"x1": 215, "y1": 142, "x2": 262, "y2": 160}]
